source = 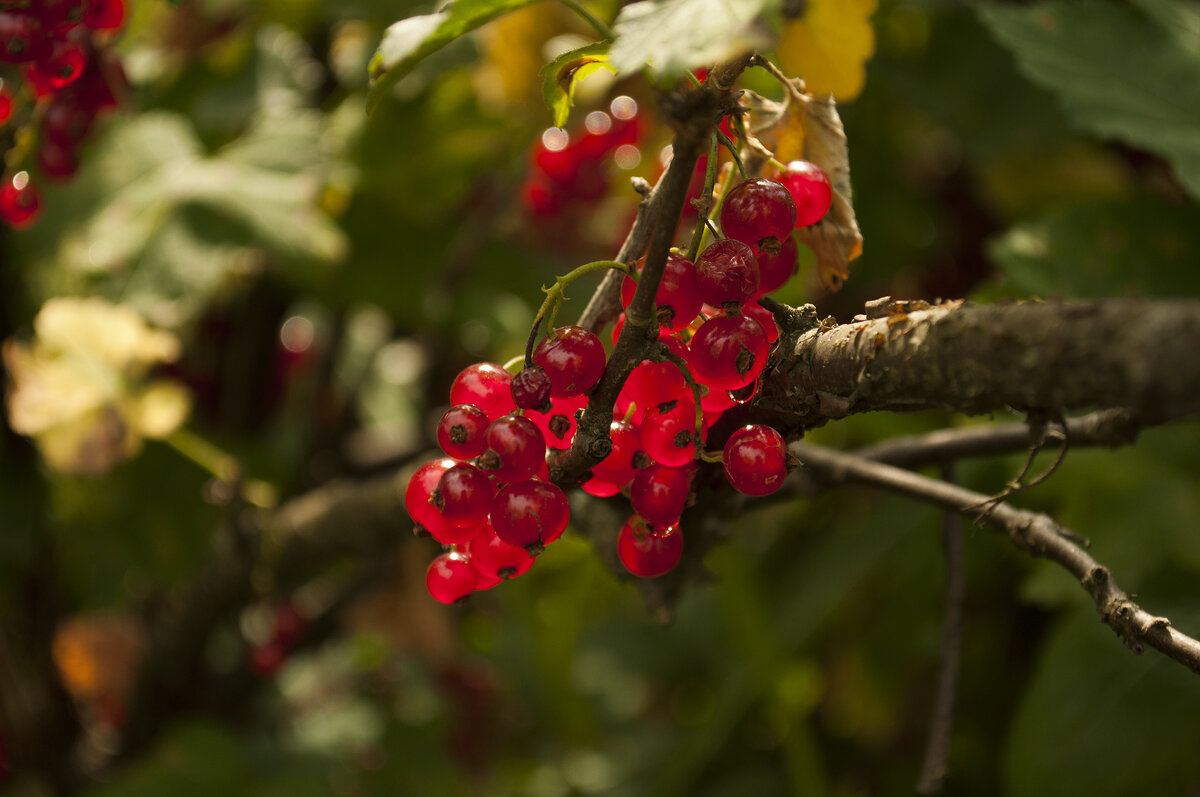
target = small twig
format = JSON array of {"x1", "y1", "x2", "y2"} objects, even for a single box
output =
[
  {"x1": 968, "y1": 416, "x2": 1069, "y2": 520},
  {"x1": 791, "y1": 441, "x2": 1200, "y2": 676},
  {"x1": 916, "y1": 463, "x2": 965, "y2": 794}
]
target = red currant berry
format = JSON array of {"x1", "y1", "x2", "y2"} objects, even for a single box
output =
[
  {"x1": 720, "y1": 178, "x2": 797, "y2": 253},
  {"x1": 34, "y1": 39, "x2": 87, "y2": 89},
  {"x1": 588, "y1": 420, "x2": 642, "y2": 487},
  {"x1": 38, "y1": 139, "x2": 78, "y2": 180},
  {"x1": 0, "y1": 11, "x2": 44, "y2": 64},
  {"x1": 526, "y1": 392, "x2": 586, "y2": 450},
  {"x1": 699, "y1": 381, "x2": 736, "y2": 413},
  {"x1": 38, "y1": 0, "x2": 88, "y2": 33},
  {"x1": 434, "y1": 463, "x2": 494, "y2": 528},
  {"x1": 465, "y1": 523, "x2": 536, "y2": 581},
  {"x1": 0, "y1": 83, "x2": 13, "y2": 125},
  {"x1": 695, "y1": 238, "x2": 759, "y2": 307},
  {"x1": 84, "y1": 0, "x2": 126, "y2": 31},
  {"x1": 479, "y1": 414, "x2": 546, "y2": 482},
  {"x1": 511, "y1": 365, "x2": 552, "y2": 411},
  {"x1": 723, "y1": 424, "x2": 789, "y2": 496},
  {"x1": 743, "y1": 302, "x2": 780, "y2": 344},
  {"x1": 532, "y1": 325, "x2": 606, "y2": 398},
  {"x1": 629, "y1": 463, "x2": 692, "y2": 526},
  {"x1": 640, "y1": 398, "x2": 701, "y2": 468},
  {"x1": 41, "y1": 96, "x2": 93, "y2": 147},
  {"x1": 426, "y1": 551, "x2": 478, "y2": 605},
  {"x1": 0, "y1": 172, "x2": 40, "y2": 228},
  {"x1": 436, "y1": 403, "x2": 489, "y2": 460},
  {"x1": 620, "y1": 252, "x2": 702, "y2": 333},
  {"x1": 621, "y1": 356, "x2": 687, "y2": 411},
  {"x1": 617, "y1": 516, "x2": 683, "y2": 578},
  {"x1": 778, "y1": 160, "x2": 833, "y2": 227},
  {"x1": 490, "y1": 479, "x2": 569, "y2": 554},
  {"x1": 688, "y1": 313, "x2": 770, "y2": 390},
  {"x1": 404, "y1": 457, "x2": 457, "y2": 538},
  {"x1": 450, "y1": 363, "x2": 514, "y2": 422},
  {"x1": 755, "y1": 234, "x2": 798, "y2": 296}
]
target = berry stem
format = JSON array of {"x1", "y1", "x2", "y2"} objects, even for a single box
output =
[
  {"x1": 685, "y1": 132, "x2": 722, "y2": 262},
  {"x1": 524, "y1": 260, "x2": 631, "y2": 366},
  {"x1": 164, "y1": 428, "x2": 278, "y2": 508}
]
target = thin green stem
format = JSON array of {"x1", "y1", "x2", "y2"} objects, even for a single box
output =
[
  {"x1": 525, "y1": 260, "x2": 632, "y2": 366},
  {"x1": 686, "y1": 133, "x2": 722, "y2": 261},
  {"x1": 558, "y1": 0, "x2": 613, "y2": 39},
  {"x1": 658, "y1": 346, "x2": 714, "y2": 462},
  {"x1": 165, "y1": 428, "x2": 277, "y2": 508}
]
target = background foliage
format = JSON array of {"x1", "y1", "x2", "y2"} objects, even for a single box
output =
[{"x1": 2, "y1": 0, "x2": 1200, "y2": 794}]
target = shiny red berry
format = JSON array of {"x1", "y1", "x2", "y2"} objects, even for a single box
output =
[
  {"x1": 465, "y1": 522, "x2": 536, "y2": 581},
  {"x1": 436, "y1": 403, "x2": 489, "y2": 460},
  {"x1": 479, "y1": 414, "x2": 546, "y2": 482},
  {"x1": 404, "y1": 458, "x2": 457, "y2": 539},
  {"x1": 720, "y1": 178, "x2": 796, "y2": 253},
  {"x1": 434, "y1": 463, "x2": 494, "y2": 529},
  {"x1": 695, "y1": 238, "x2": 759, "y2": 307},
  {"x1": 755, "y1": 234, "x2": 799, "y2": 296},
  {"x1": 629, "y1": 463, "x2": 692, "y2": 526},
  {"x1": 0, "y1": 172, "x2": 41, "y2": 228},
  {"x1": 617, "y1": 516, "x2": 683, "y2": 578},
  {"x1": 588, "y1": 420, "x2": 642, "y2": 488},
  {"x1": 723, "y1": 424, "x2": 789, "y2": 496},
  {"x1": 640, "y1": 398, "x2": 701, "y2": 468},
  {"x1": 426, "y1": 551, "x2": 478, "y2": 605},
  {"x1": 688, "y1": 313, "x2": 770, "y2": 391},
  {"x1": 525, "y1": 392, "x2": 586, "y2": 451},
  {"x1": 778, "y1": 160, "x2": 833, "y2": 227},
  {"x1": 620, "y1": 252, "x2": 702, "y2": 333},
  {"x1": 450, "y1": 362, "x2": 514, "y2": 422},
  {"x1": 490, "y1": 479, "x2": 569, "y2": 554},
  {"x1": 532, "y1": 325, "x2": 606, "y2": 398}
]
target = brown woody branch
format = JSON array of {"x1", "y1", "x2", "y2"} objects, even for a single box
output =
[{"x1": 792, "y1": 441, "x2": 1200, "y2": 676}]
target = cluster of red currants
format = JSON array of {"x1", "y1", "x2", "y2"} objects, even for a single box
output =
[
  {"x1": 411, "y1": 163, "x2": 833, "y2": 604},
  {"x1": 521, "y1": 95, "x2": 642, "y2": 218},
  {"x1": 0, "y1": 0, "x2": 128, "y2": 228}
]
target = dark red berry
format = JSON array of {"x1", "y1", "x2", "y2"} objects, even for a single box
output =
[
  {"x1": 436, "y1": 403, "x2": 489, "y2": 460},
  {"x1": 426, "y1": 551, "x2": 478, "y2": 604},
  {"x1": 0, "y1": 172, "x2": 41, "y2": 228},
  {"x1": 620, "y1": 252, "x2": 702, "y2": 333},
  {"x1": 465, "y1": 522, "x2": 536, "y2": 581},
  {"x1": 720, "y1": 178, "x2": 797, "y2": 253},
  {"x1": 490, "y1": 479, "x2": 569, "y2": 554},
  {"x1": 0, "y1": 11, "x2": 45, "y2": 64},
  {"x1": 511, "y1": 365, "x2": 552, "y2": 410},
  {"x1": 723, "y1": 424, "x2": 788, "y2": 496},
  {"x1": 36, "y1": 39, "x2": 87, "y2": 89},
  {"x1": 755, "y1": 234, "x2": 798, "y2": 296},
  {"x1": 248, "y1": 641, "x2": 288, "y2": 678},
  {"x1": 778, "y1": 160, "x2": 833, "y2": 227},
  {"x1": 38, "y1": 0, "x2": 88, "y2": 34},
  {"x1": 743, "y1": 302, "x2": 779, "y2": 344},
  {"x1": 479, "y1": 414, "x2": 546, "y2": 482},
  {"x1": 629, "y1": 463, "x2": 692, "y2": 526},
  {"x1": 42, "y1": 96, "x2": 93, "y2": 146},
  {"x1": 640, "y1": 398, "x2": 701, "y2": 468},
  {"x1": 84, "y1": 0, "x2": 126, "y2": 31},
  {"x1": 688, "y1": 312, "x2": 770, "y2": 391},
  {"x1": 435, "y1": 463, "x2": 494, "y2": 529},
  {"x1": 695, "y1": 238, "x2": 760, "y2": 307},
  {"x1": 532, "y1": 325, "x2": 606, "y2": 398},
  {"x1": 617, "y1": 516, "x2": 683, "y2": 578},
  {"x1": 38, "y1": 139, "x2": 78, "y2": 180},
  {"x1": 450, "y1": 363, "x2": 514, "y2": 422}
]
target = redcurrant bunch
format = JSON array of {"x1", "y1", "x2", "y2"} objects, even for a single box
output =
[{"x1": 0, "y1": 0, "x2": 128, "y2": 228}]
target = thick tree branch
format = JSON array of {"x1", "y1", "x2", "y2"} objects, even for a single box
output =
[
  {"x1": 792, "y1": 441, "x2": 1200, "y2": 676},
  {"x1": 756, "y1": 299, "x2": 1200, "y2": 432}
]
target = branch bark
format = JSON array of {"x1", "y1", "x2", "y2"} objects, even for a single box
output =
[{"x1": 791, "y1": 441, "x2": 1200, "y2": 676}]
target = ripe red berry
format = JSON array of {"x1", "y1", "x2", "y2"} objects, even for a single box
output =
[
  {"x1": 743, "y1": 302, "x2": 780, "y2": 344},
  {"x1": 755, "y1": 234, "x2": 799, "y2": 296},
  {"x1": 465, "y1": 522, "x2": 536, "y2": 581},
  {"x1": 38, "y1": 139, "x2": 78, "y2": 180},
  {"x1": 479, "y1": 414, "x2": 546, "y2": 482},
  {"x1": 621, "y1": 355, "x2": 687, "y2": 411},
  {"x1": 525, "y1": 392, "x2": 586, "y2": 450},
  {"x1": 620, "y1": 252, "x2": 702, "y2": 333},
  {"x1": 435, "y1": 463, "x2": 494, "y2": 528},
  {"x1": 778, "y1": 160, "x2": 833, "y2": 227},
  {"x1": 688, "y1": 312, "x2": 770, "y2": 391},
  {"x1": 426, "y1": 551, "x2": 479, "y2": 605},
  {"x1": 0, "y1": 172, "x2": 41, "y2": 228},
  {"x1": 629, "y1": 463, "x2": 692, "y2": 526},
  {"x1": 532, "y1": 325, "x2": 606, "y2": 398},
  {"x1": 405, "y1": 458, "x2": 457, "y2": 538},
  {"x1": 511, "y1": 365, "x2": 552, "y2": 410},
  {"x1": 640, "y1": 398, "x2": 701, "y2": 468},
  {"x1": 723, "y1": 424, "x2": 789, "y2": 496},
  {"x1": 450, "y1": 362, "x2": 514, "y2": 422},
  {"x1": 42, "y1": 96, "x2": 93, "y2": 147},
  {"x1": 0, "y1": 11, "x2": 44, "y2": 64},
  {"x1": 617, "y1": 516, "x2": 683, "y2": 578},
  {"x1": 38, "y1": 0, "x2": 88, "y2": 34},
  {"x1": 84, "y1": 0, "x2": 127, "y2": 31},
  {"x1": 588, "y1": 420, "x2": 642, "y2": 487},
  {"x1": 720, "y1": 178, "x2": 797, "y2": 253},
  {"x1": 490, "y1": 479, "x2": 570, "y2": 554},
  {"x1": 695, "y1": 238, "x2": 760, "y2": 307},
  {"x1": 34, "y1": 39, "x2": 87, "y2": 89},
  {"x1": 0, "y1": 83, "x2": 12, "y2": 125},
  {"x1": 436, "y1": 403, "x2": 489, "y2": 460}
]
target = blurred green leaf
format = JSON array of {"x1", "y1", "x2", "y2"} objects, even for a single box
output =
[
  {"x1": 540, "y1": 41, "x2": 613, "y2": 128},
  {"x1": 979, "y1": 2, "x2": 1200, "y2": 198},
  {"x1": 367, "y1": 0, "x2": 541, "y2": 114},
  {"x1": 985, "y1": 195, "x2": 1200, "y2": 297},
  {"x1": 609, "y1": 0, "x2": 775, "y2": 77}
]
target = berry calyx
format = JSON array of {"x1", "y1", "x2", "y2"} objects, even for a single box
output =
[
  {"x1": 617, "y1": 516, "x2": 684, "y2": 578},
  {"x1": 490, "y1": 479, "x2": 570, "y2": 555},
  {"x1": 723, "y1": 424, "x2": 789, "y2": 496},
  {"x1": 532, "y1": 325, "x2": 607, "y2": 398},
  {"x1": 695, "y1": 238, "x2": 760, "y2": 307},
  {"x1": 511, "y1": 365, "x2": 552, "y2": 411},
  {"x1": 778, "y1": 160, "x2": 833, "y2": 228},
  {"x1": 436, "y1": 404, "x2": 489, "y2": 460},
  {"x1": 426, "y1": 551, "x2": 478, "y2": 605},
  {"x1": 719, "y1": 178, "x2": 797, "y2": 254}
]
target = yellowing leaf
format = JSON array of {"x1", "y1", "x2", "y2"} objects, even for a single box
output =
[
  {"x1": 540, "y1": 41, "x2": 614, "y2": 128},
  {"x1": 778, "y1": 0, "x2": 877, "y2": 101}
]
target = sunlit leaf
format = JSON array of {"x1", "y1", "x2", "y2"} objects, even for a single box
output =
[
  {"x1": 540, "y1": 41, "x2": 613, "y2": 128},
  {"x1": 608, "y1": 0, "x2": 775, "y2": 77},
  {"x1": 777, "y1": 0, "x2": 877, "y2": 101}
]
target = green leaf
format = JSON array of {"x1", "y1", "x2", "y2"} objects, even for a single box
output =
[
  {"x1": 539, "y1": 41, "x2": 613, "y2": 128},
  {"x1": 608, "y1": 0, "x2": 776, "y2": 77},
  {"x1": 985, "y1": 196, "x2": 1200, "y2": 298},
  {"x1": 979, "y1": 2, "x2": 1200, "y2": 198},
  {"x1": 366, "y1": 0, "x2": 542, "y2": 115}
]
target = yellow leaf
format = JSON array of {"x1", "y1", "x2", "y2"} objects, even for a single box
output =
[{"x1": 777, "y1": 0, "x2": 877, "y2": 101}]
